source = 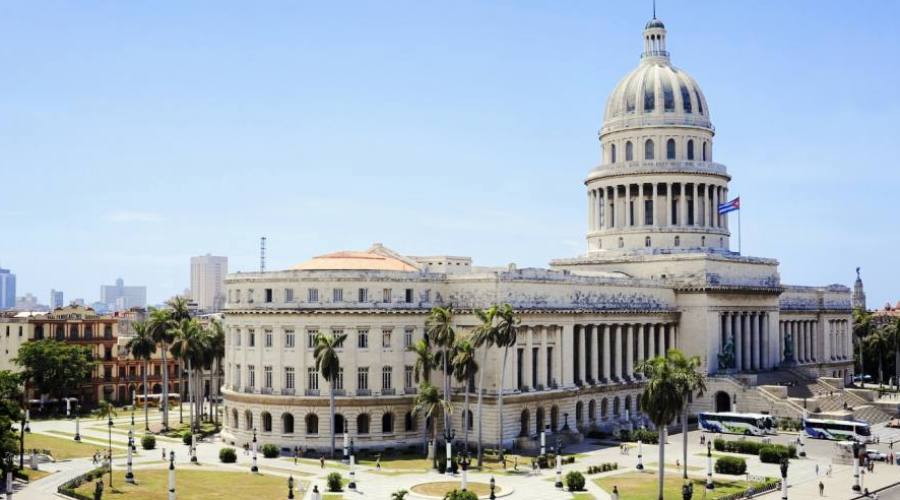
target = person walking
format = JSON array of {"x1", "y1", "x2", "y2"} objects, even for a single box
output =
[
  {"x1": 320, "y1": 456, "x2": 325, "y2": 469},
  {"x1": 819, "y1": 481, "x2": 824, "y2": 496},
  {"x1": 611, "y1": 485, "x2": 619, "y2": 500}
]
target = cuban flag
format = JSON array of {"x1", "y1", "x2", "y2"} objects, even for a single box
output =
[{"x1": 718, "y1": 197, "x2": 740, "y2": 215}]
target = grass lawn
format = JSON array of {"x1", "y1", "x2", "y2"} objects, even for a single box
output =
[
  {"x1": 74, "y1": 469, "x2": 307, "y2": 499},
  {"x1": 594, "y1": 472, "x2": 759, "y2": 499},
  {"x1": 322, "y1": 495, "x2": 342, "y2": 500},
  {"x1": 358, "y1": 455, "x2": 432, "y2": 470},
  {"x1": 572, "y1": 494, "x2": 596, "y2": 500},
  {"x1": 22, "y1": 468, "x2": 53, "y2": 482},
  {"x1": 411, "y1": 481, "x2": 497, "y2": 497},
  {"x1": 644, "y1": 461, "x2": 704, "y2": 471},
  {"x1": 24, "y1": 433, "x2": 115, "y2": 460}
]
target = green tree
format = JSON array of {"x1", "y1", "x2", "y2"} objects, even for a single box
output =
[
  {"x1": 852, "y1": 307, "x2": 873, "y2": 383},
  {"x1": 865, "y1": 325, "x2": 891, "y2": 386},
  {"x1": 314, "y1": 331, "x2": 347, "y2": 458},
  {"x1": 426, "y1": 306, "x2": 456, "y2": 442},
  {"x1": 148, "y1": 307, "x2": 175, "y2": 430},
  {"x1": 167, "y1": 296, "x2": 192, "y2": 425},
  {"x1": 14, "y1": 339, "x2": 94, "y2": 404},
  {"x1": 452, "y1": 335, "x2": 478, "y2": 449},
  {"x1": 408, "y1": 336, "x2": 435, "y2": 453},
  {"x1": 669, "y1": 349, "x2": 707, "y2": 479},
  {"x1": 470, "y1": 305, "x2": 498, "y2": 466},
  {"x1": 414, "y1": 381, "x2": 449, "y2": 469},
  {"x1": 169, "y1": 319, "x2": 207, "y2": 432},
  {"x1": 207, "y1": 319, "x2": 226, "y2": 425},
  {"x1": 493, "y1": 304, "x2": 519, "y2": 459},
  {"x1": 636, "y1": 351, "x2": 685, "y2": 500},
  {"x1": 125, "y1": 320, "x2": 156, "y2": 431},
  {"x1": 0, "y1": 371, "x2": 22, "y2": 478}
]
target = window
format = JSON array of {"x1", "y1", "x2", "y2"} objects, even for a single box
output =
[
  {"x1": 701, "y1": 236, "x2": 706, "y2": 246},
  {"x1": 645, "y1": 236, "x2": 651, "y2": 247},
  {"x1": 404, "y1": 328, "x2": 414, "y2": 348},
  {"x1": 405, "y1": 288, "x2": 414, "y2": 303},
  {"x1": 680, "y1": 83, "x2": 692, "y2": 113},
  {"x1": 405, "y1": 366, "x2": 414, "y2": 389},
  {"x1": 382, "y1": 328, "x2": 392, "y2": 348},
  {"x1": 234, "y1": 365, "x2": 241, "y2": 387},
  {"x1": 357, "y1": 367, "x2": 369, "y2": 390},
  {"x1": 663, "y1": 78, "x2": 675, "y2": 111},
  {"x1": 306, "y1": 414, "x2": 319, "y2": 434},
  {"x1": 625, "y1": 141, "x2": 633, "y2": 161},
  {"x1": 285, "y1": 288, "x2": 294, "y2": 302},
  {"x1": 335, "y1": 367, "x2": 344, "y2": 390},
  {"x1": 285, "y1": 329, "x2": 295, "y2": 348},
  {"x1": 382, "y1": 288, "x2": 391, "y2": 302},
  {"x1": 282, "y1": 413, "x2": 294, "y2": 433},
  {"x1": 264, "y1": 329, "x2": 273, "y2": 347},
  {"x1": 235, "y1": 289, "x2": 242, "y2": 303},
  {"x1": 617, "y1": 237, "x2": 624, "y2": 248},
  {"x1": 333, "y1": 288, "x2": 343, "y2": 302},
  {"x1": 404, "y1": 412, "x2": 414, "y2": 432},
  {"x1": 644, "y1": 139, "x2": 654, "y2": 160},
  {"x1": 307, "y1": 368, "x2": 319, "y2": 390},
  {"x1": 264, "y1": 366, "x2": 273, "y2": 389},
  {"x1": 308, "y1": 288, "x2": 319, "y2": 302},
  {"x1": 285, "y1": 367, "x2": 295, "y2": 389},
  {"x1": 358, "y1": 288, "x2": 368, "y2": 302},
  {"x1": 358, "y1": 329, "x2": 369, "y2": 349},
  {"x1": 382, "y1": 366, "x2": 393, "y2": 390},
  {"x1": 248, "y1": 329, "x2": 256, "y2": 347},
  {"x1": 307, "y1": 329, "x2": 319, "y2": 348},
  {"x1": 687, "y1": 139, "x2": 695, "y2": 160},
  {"x1": 357, "y1": 414, "x2": 370, "y2": 434},
  {"x1": 610, "y1": 144, "x2": 617, "y2": 163},
  {"x1": 674, "y1": 236, "x2": 681, "y2": 247},
  {"x1": 666, "y1": 139, "x2": 676, "y2": 159},
  {"x1": 643, "y1": 80, "x2": 655, "y2": 111},
  {"x1": 703, "y1": 141, "x2": 709, "y2": 161},
  {"x1": 644, "y1": 199, "x2": 653, "y2": 225},
  {"x1": 331, "y1": 328, "x2": 343, "y2": 345},
  {"x1": 382, "y1": 412, "x2": 394, "y2": 433},
  {"x1": 248, "y1": 365, "x2": 256, "y2": 388},
  {"x1": 235, "y1": 329, "x2": 241, "y2": 347},
  {"x1": 262, "y1": 412, "x2": 272, "y2": 432},
  {"x1": 695, "y1": 89, "x2": 704, "y2": 114},
  {"x1": 264, "y1": 288, "x2": 273, "y2": 303}
]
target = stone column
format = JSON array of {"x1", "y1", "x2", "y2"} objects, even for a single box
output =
[
  {"x1": 537, "y1": 326, "x2": 547, "y2": 388},
  {"x1": 733, "y1": 313, "x2": 743, "y2": 371},
  {"x1": 637, "y1": 324, "x2": 645, "y2": 366},
  {"x1": 615, "y1": 325, "x2": 625, "y2": 380},
  {"x1": 804, "y1": 321, "x2": 810, "y2": 363},
  {"x1": 561, "y1": 324, "x2": 573, "y2": 387},
  {"x1": 668, "y1": 324, "x2": 676, "y2": 350},
  {"x1": 678, "y1": 183, "x2": 687, "y2": 226},
  {"x1": 636, "y1": 184, "x2": 644, "y2": 227},
  {"x1": 692, "y1": 183, "x2": 700, "y2": 226},
  {"x1": 665, "y1": 183, "x2": 672, "y2": 226},
  {"x1": 610, "y1": 186, "x2": 617, "y2": 229},
  {"x1": 602, "y1": 325, "x2": 611, "y2": 382},
  {"x1": 591, "y1": 325, "x2": 600, "y2": 383},
  {"x1": 525, "y1": 326, "x2": 534, "y2": 389},
  {"x1": 576, "y1": 325, "x2": 586, "y2": 386},
  {"x1": 625, "y1": 325, "x2": 634, "y2": 380},
  {"x1": 749, "y1": 312, "x2": 758, "y2": 371},
  {"x1": 653, "y1": 183, "x2": 661, "y2": 227},
  {"x1": 722, "y1": 313, "x2": 731, "y2": 368}
]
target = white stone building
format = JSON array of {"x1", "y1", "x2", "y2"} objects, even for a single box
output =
[
  {"x1": 220, "y1": 16, "x2": 854, "y2": 452},
  {"x1": 191, "y1": 254, "x2": 228, "y2": 313}
]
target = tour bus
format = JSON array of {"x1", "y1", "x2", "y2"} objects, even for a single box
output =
[
  {"x1": 803, "y1": 418, "x2": 873, "y2": 443},
  {"x1": 699, "y1": 412, "x2": 776, "y2": 436}
]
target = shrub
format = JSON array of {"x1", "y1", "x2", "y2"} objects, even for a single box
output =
[
  {"x1": 759, "y1": 444, "x2": 796, "y2": 463},
  {"x1": 715, "y1": 456, "x2": 747, "y2": 475},
  {"x1": 443, "y1": 490, "x2": 478, "y2": 500},
  {"x1": 619, "y1": 428, "x2": 659, "y2": 444},
  {"x1": 141, "y1": 435, "x2": 156, "y2": 450},
  {"x1": 219, "y1": 447, "x2": 237, "y2": 463},
  {"x1": 586, "y1": 463, "x2": 619, "y2": 474},
  {"x1": 182, "y1": 432, "x2": 193, "y2": 446},
  {"x1": 565, "y1": 471, "x2": 586, "y2": 491},
  {"x1": 261, "y1": 444, "x2": 280, "y2": 458},
  {"x1": 326, "y1": 472, "x2": 343, "y2": 492}
]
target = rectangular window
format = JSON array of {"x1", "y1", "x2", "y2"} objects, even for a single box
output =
[
  {"x1": 235, "y1": 329, "x2": 241, "y2": 347},
  {"x1": 547, "y1": 347, "x2": 553, "y2": 386},
  {"x1": 335, "y1": 367, "x2": 344, "y2": 390},
  {"x1": 308, "y1": 288, "x2": 319, "y2": 302},
  {"x1": 382, "y1": 288, "x2": 391, "y2": 302},
  {"x1": 331, "y1": 328, "x2": 344, "y2": 347},
  {"x1": 285, "y1": 329, "x2": 295, "y2": 348},
  {"x1": 333, "y1": 288, "x2": 343, "y2": 302},
  {"x1": 264, "y1": 329, "x2": 273, "y2": 348},
  {"x1": 235, "y1": 290, "x2": 241, "y2": 303},
  {"x1": 358, "y1": 329, "x2": 369, "y2": 349},
  {"x1": 248, "y1": 329, "x2": 255, "y2": 347},
  {"x1": 285, "y1": 288, "x2": 294, "y2": 302},
  {"x1": 264, "y1": 365, "x2": 272, "y2": 389},
  {"x1": 307, "y1": 329, "x2": 319, "y2": 348},
  {"x1": 285, "y1": 367, "x2": 295, "y2": 389},
  {"x1": 248, "y1": 365, "x2": 256, "y2": 388},
  {"x1": 687, "y1": 198, "x2": 695, "y2": 225},
  {"x1": 382, "y1": 366, "x2": 392, "y2": 390},
  {"x1": 404, "y1": 327, "x2": 414, "y2": 348},
  {"x1": 644, "y1": 199, "x2": 654, "y2": 225},
  {"x1": 307, "y1": 368, "x2": 318, "y2": 390},
  {"x1": 357, "y1": 367, "x2": 369, "y2": 390},
  {"x1": 247, "y1": 289, "x2": 254, "y2": 303},
  {"x1": 382, "y1": 328, "x2": 392, "y2": 348},
  {"x1": 405, "y1": 288, "x2": 414, "y2": 303},
  {"x1": 405, "y1": 366, "x2": 414, "y2": 389},
  {"x1": 358, "y1": 288, "x2": 368, "y2": 302},
  {"x1": 234, "y1": 364, "x2": 241, "y2": 387},
  {"x1": 264, "y1": 288, "x2": 273, "y2": 303}
]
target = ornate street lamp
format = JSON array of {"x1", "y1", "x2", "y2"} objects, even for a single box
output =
[
  {"x1": 489, "y1": 476, "x2": 496, "y2": 500},
  {"x1": 705, "y1": 441, "x2": 714, "y2": 490},
  {"x1": 4, "y1": 452, "x2": 14, "y2": 500},
  {"x1": 636, "y1": 439, "x2": 644, "y2": 470},
  {"x1": 780, "y1": 457, "x2": 789, "y2": 500},
  {"x1": 287, "y1": 475, "x2": 294, "y2": 499},
  {"x1": 554, "y1": 453, "x2": 563, "y2": 488},
  {"x1": 130, "y1": 411, "x2": 136, "y2": 452},
  {"x1": 342, "y1": 432, "x2": 349, "y2": 464},
  {"x1": 168, "y1": 451, "x2": 176, "y2": 500},
  {"x1": 444, "y1": 428, "x2": 456, "y2": 475},
  {"x1": 851, "y1": 441, "x2": 861, "y2": 492},
  {"x1": 459, "y1": 452, "x2": 471, "y2": 491},
  {"x1": 251, "y1": 429, "x2": 259, "y2": 473},
  {"x1": 107, "y1": 415, "x2": 114, "y2": 488},
  {"x1": 74, "y1": 404, "x2": 81, "y2": 442},
  {"x1": 125, "y1": 426, "x2": 135, "y2": 484},
  {"x1": 540, "y1": 431, "x2": 546, "y2": 456},
  {"x1": 348, "y1": 454, "x2": 356, "y2": 490},
  {"x1": 190, "y1": 432, "x2": 197, "y2": 463}
]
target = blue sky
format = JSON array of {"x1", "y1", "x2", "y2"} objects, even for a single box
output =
[{"x1": 0, "y1": 1, "x2": 897, "y2": 307}]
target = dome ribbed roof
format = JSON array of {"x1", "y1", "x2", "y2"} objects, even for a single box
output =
[{"x1": 645, "y1": 18, "x2": 665, "y2": 29}]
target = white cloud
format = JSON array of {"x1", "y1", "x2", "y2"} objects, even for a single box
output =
[{"x1": 104, "y1": 211, "x2": 164, "y2": 223}]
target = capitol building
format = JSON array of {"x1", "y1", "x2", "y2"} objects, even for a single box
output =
[{"x1": 221, "y1": 16, "x2": 855, "y2": 451}]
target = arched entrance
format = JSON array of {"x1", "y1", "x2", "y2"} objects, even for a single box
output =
[{"x1": 714, "y1": 391, "x2": 731, "y2": 412}]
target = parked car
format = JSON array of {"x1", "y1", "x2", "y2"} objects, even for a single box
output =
[
  {"x1": 865, "y1": 450, "x2": 888, "y2": 461},
  {"x1": 853, "y1": 375, "x2": 874, "y2": 383},
  {"x1": 888, "y1": 418, "x2": 900, "y2": 429}
]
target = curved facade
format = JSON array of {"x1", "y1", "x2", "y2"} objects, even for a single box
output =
[{"x1": 221, "y1": 16, "x2": 854, "y2": 452}]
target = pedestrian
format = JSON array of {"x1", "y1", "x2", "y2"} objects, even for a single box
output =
[
  {"x1": 514, "y1": 456, "x2": 518, "y2": 471},
  {"x1": 320, "y1": 455, "x2": 325, "y2": 469},
  {"x1": 375, "y1": 456, "x2": 381, "y2": 471},
  {"x1": 827, "y1": 464, "x2": 832, "y2": 477},
  {"x1": 819, "y1": 481, "x2": 824, "y2": 496},
  {"x1": 611, "y1": 485, "x2": 619, "y2": 500},
  {"x1": 815, "y1": 463, "x2": 819, "y2": 476}
]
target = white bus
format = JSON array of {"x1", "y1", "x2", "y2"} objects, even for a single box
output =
[
  {"x1": 803, "y1": 418, "x2": 872, "y2": 443},
  {"x1": 699, "y1": 412, "x2": 777, "y2": 436}
]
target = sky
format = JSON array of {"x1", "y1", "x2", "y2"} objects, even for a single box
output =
[{"x1": 0, "y1": 1, "x2": 897, "y2": 307}]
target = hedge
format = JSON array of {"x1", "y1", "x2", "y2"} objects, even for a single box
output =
[
  {"x1": 141, "y1": 434, "x2": 156, "y2": 450},
  {"x1": 327, "y1": 472, "x2": 343, "y2": 492},
  {"x1": 219, "y1": 447, "x2": 237, "y2": 463},
  {"x1": 713, "y1": 438, "x2": 796, "y2": 461},
  {"x1": 261, "y1": 444, "x2": 280, "y2": 458},
  {"x1": 57, "y1": 467, "x2": 107, "y2": 500},
  {"x1": 714, "y1": 456, "x2": 747, "y2": 475},
  {"x1": 536, "y1": 453, "x2": 576, "y2": 469},
  {"x1": 565, "y1": 471, "x2": 586, "y2": 491},
  {"x1": 759, "y1": 445, "x2": 796, "y2": 464},
  {"x1": 586, "y1": 463, "x2": 619, "y2": 474},
  {"x1": 618, "y1": 428, "x2": 659, "y2": 444},
  {"x1": 443, "y1": 490, "x2": 478, "y2": 500}
]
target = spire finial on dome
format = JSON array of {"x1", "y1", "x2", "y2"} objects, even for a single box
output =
[{"x1": 653, "y1": 0, "x2": 656, "y2": 19}]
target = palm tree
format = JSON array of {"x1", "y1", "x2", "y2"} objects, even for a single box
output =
[
  {"x1": 636, "y1": 351, "x2": 684, "y2": 500},
  {"x1": 853, "y1": 307, "x2": 873, "y2": 385},
  {"x1": 891, "y1": 318, "x2": 900, "y2": 392},
  {"x1": 168, "y1": 296, "x2": 192, "y2": 424},
  {"x1": 865, "y1": 326, "x2": 891, "y2": 386},
  {"x1": 470, "y1": 305, "x2": 498, "y2": 466},
  {"x1": 170, "y1": 318, "x2": 206, "y2": 432},
  {"x1": 125, "y1": 320, "x2": 156, "y2": 431},
  {"x1": 148, "y1": 307, "x2": 175, "y2": 430},
  {"x1": 409, "y1": 338, "x2": 435, "y2": 384},
  {"x1": 669, "y1": 349, "x2": 707, "y2": 479},
  {"x1": 452, "y1": 336, "x2": 478, "y2": 450},
  {"x1": 413, "y1": 380, "x2": 449, "y2": 469},
  {"x1": 207, "y1": 319, "x2": 226, "y2": 425},
  {"x1": 314, "y1": 330, "x2": 347, "y2": 458},
  {"x1": 426, "y1": 306, "x2": 456, "y2": 442},
  {"x1": 493, "y1": 304, "x2": 519, "y2": 459}
]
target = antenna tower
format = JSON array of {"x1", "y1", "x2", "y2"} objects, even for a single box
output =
[{"x1": 260, "y1": 237, "x2": 266, "y2": 272}]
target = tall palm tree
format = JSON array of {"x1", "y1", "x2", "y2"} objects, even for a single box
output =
[
  {"x1": 168, "y1": 296, "x2": 192, "y2": 424},
  {"x1": 207, "y1": 319, "x2": 226, "y2": 425},
  {"x1": 669, "y1": 349, "x2": 707, "y2": 479},
  {"x1": 891, "y1": 318, "x2": 900, "y2": 392},
  {"x1": 470, "y1": 305, "x2": 498, "y2": 466},
  {"x1": 853, "y1": 307, "x2": 873, "y2": 385},
  {"x1": 148, "y1": 307, "x2": 175, "y2": 430},
  {"x1": 409, "y1": 338, "x2": 435, "y2": 384},
  {"x1": 170, "y1": 318, "x2": 206, "y2": 432},
  {"x1": 636, "y1": 351, "x2": 684, "y2": 500},
  {"x1": 426, "y1": 306, "x2": 456, "y2": 442},
  {"x1": 865, "y1": 326, "x2": 891, "y2": 386},
  {"x1": 314, "y1": 331, "x2": 347, "y2": 458},
  {"x1": 125, "y1": 320, "x2": 156, "y2": 431},
  {"x1": 413, "y1": 380, "x2": 449, "y2": 469},
  {"x1": 452, "y1": 336, "x2": 478, "y2": 450},
  {"x1": 493, "y1": 304, "x2": 519, "y2": 460}
]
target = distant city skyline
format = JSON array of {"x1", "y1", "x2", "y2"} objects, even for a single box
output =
[{"x1": 0, "y1": 2, "x2": 897, "y2": 306}]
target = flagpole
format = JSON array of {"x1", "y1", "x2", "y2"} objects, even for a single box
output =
[{"x1": 738, "y1": 206, "x2": 742, "y2": 255}]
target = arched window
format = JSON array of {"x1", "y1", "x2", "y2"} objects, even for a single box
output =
[
  {"x1": 404, "y1": 412, "x2": 414, "y2": 432},
  {"x1": 357, "y1": 414, "x2": 370, "y2": 434},
  {"x1": 232, "y1": 409, "x2": 239, "y2": 428},
  {"x1": 381, "y1": 413, "x2": 394, "y2": 434},
  {"x1": 613, "y1": 396, "x2": 621, "y2": 416},
  {"x1": 334, "y1": 414, "x2": 345, "y2": 434},
  {"x1": 644, "y1": 139, "x2": 655, "y2": 160},
  {"x1": 550, "y1": 405, "x2": 559, "y2": 431},
  {"x1": 687, "y1": 139, "x2": 694, "y2": 160},
  {"x1": 624, "y1": 395, "x2": 632, "y2": 414},
  {"x1": 588, "y1": 400, "x2": 596, "y2": 421},
  {"x1": 645, "y1": 236, "x2": 651, "y2": 247},
  {"x1": 610, "y1": 144, "x2": 617, "y2": 164},
  {"x1": 282, "y1": 413, "x2": 294, "y2": 434},
  {"x1": 674, "y1": 236, "x2": 681, "y2": 247},
  {"x1": 618, "y1": 237, "x2": 624, "y2": 248},
  {"x1": 666, "y1": 139, "x2": 676, "y2": 159},
  {"x1": 625, "y1": 141, "x2": 633, "y2": 161},
  {"x1": 519, "y1": 409, "x2": 530, "y2": 437},
  {"x1": 535, "y1": 407, "x2": 545, "y2": 434},
  {"x1": 261, "y1": 412, "x2": 272, "y2": 432},
  {"x1": 601, "y1": 398, "x2": 608, "y2": 419},
  {"x1": 702, "y1": 142, "x2": 709, "y2": 161},
  {"x1": 305, "y1": 414, "x2": 318, "y2": 435},
  {"x1": 575, "y1": 401, "x2": 584, "y2": 426},
  {"x1": 244, "y1": 410, "x2": 253, "y2": 431}
]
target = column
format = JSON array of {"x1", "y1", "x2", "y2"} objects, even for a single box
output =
[
  {"x1": 750, "y1": 312, "x2": 758, "y2": 371},
  {"x1": 560, "y1": 324, "x2": 573, "y2": 387},
  {"x1": 636, "y1": 184, "x2": 644, "y2": 227},
  {"x1": 778, "y1": 321, "x2": 784, "y2": 364},
  {"x1": 810, "y1": 321, "x2": 817, "y2": 362},
  {"x1": 602, "y1": 325, "x2": 611, "y2": 382},
  {"x1": 790, "y1": 322, "x2": 798, "y2": 364},
  {"x1": 733, "y1": 314, "x2": 743, "y2": 371},
  {"x1": 637, "y1": 324, "x2": 645, "y2": 366},
  {"x1": 598, "y1": 190, "x2": 605, "y2": 230},
  {"x1": 576, "y1": 325, "x2": 586, "y2": 386},
  {"x1": 723, "y1": 313, "x2": 732, "y2": 368},
  {"x1": 665, "y1": 183, "x2": 672, "y2": 226},
  {"x1": 591, "y1": 325, "x2": 600, "y2": 383},
  {"x1": 804, "y1": 321, "x2": 810, "y2": 363},
  {"x1": 625, "y1": 325, "x2": 634, "y2": 379},
  {"x1": 654, "y1": 183, "x2": 662, "y2": 228},
  {"x1": 647, "y1": 323, "x2": 657, "y2": 360},
  {"x1": 669, "y1": 324, "x2": 676, "y2": 350},
  {"x1": 692, "y1": 183, "x2": 700, "y2": 226},
  {"x1": 525, "y1": 326, "x2": 534, "y2": 389},
  {"x1": 678, "y1": 183, "x2": 687, "y2": 226},
  {"x1": 616, "y1": 325, "x2": 625, "y2": 380},
  {"x1": 537, "y1": 326, "x2": 548, "y2": 388},
  {"x1": 610, "y1": 186, "x2": 617, "y2": 228}
]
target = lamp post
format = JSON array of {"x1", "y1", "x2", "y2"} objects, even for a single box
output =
[
  {"x1": 798, "y1": 437, "x2": 805, "y2": 457},
  {"x1": 5, "y1": 452, "x2": 14, "y2": 500},
  {"x1": 342, "y1": 432, "x2": 349, "y2": 464},
  {"x1": 459, "y1": 453, "x2": 471, "y2": 491},
  {"x1": 288, "y1": 475, "x2": 294, "y2": 499},
  {"x1": 852, "y1": 442, "x2": 861, "y2": 492},
  {"x1": 540, "y1": 431, "x2": 546, "y2": 456},
  {"x1": 190, "y1": 433, "x2": 197, "y2": 463},
  {"x1": 489, "y1": 476, "x2": 496, "y2": 500},
  {"x1": 636, "y1": 439, "x2": 644, "y2": 470},
  {"x1": 706, "y1": 441, "x2": 714, "y2": 490},
  {"x1": 444, "y1": 428, "x2": 456, "y2": 475},
  {"x1": 107, "y1": 415, "x2": 113, "y2": 488},
  {"x1": 251, "y1": 429, "x2": 259, "y2": 473},
  {"x1": 24, "y1": 410, "x2": 29, "y2": 434},
  {"x1": 130, "y1": 412, "x2": 136, "y2": 451},
  {"x1": 125, "y1": 427, "x2": 134, "y2": 483},
  {"x1": 780, "y1": 457, "x2": 789, "y2": 500},
  {"x1": 74, "y1": 404, "x2": 81, "y2": 442},
  {"x1": 348, "y1": 454, "x2": 356, "y2": 490},
  {"x1": 554, "y1": 453, "x2": 563, "y2": 488},
  {"x1": 168, "y1": 451, "x2": 176, "y2": 500}
]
